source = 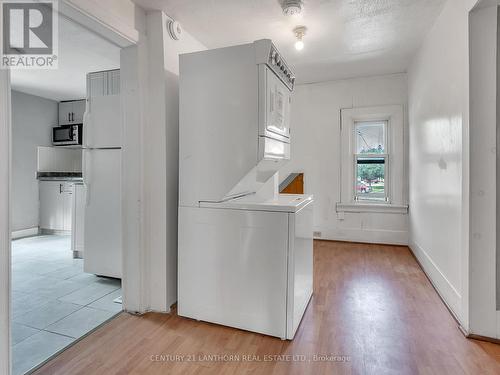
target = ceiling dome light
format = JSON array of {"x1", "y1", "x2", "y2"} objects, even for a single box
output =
[
  {"x1": 294, "y1": 26, "x2": 307, "y2": 51},
  {"x1": 281, "y1": 0, "x2": 303, "y2": 16}
]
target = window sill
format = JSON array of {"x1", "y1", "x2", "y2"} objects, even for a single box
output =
[{"x1": 336, "y1": 202, "x2": 408, "y2": 214}]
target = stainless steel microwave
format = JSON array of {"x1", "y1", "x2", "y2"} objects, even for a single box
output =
[{"x1": 52, "y1": 124, "x2": 82, "y2": 146}]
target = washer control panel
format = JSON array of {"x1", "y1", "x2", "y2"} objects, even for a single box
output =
[{"x1": 268, "y1": 46, "x2": 295, "y2": 91}]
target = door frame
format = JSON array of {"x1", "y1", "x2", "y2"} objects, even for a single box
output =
[
  {"x1": 0, "y1": 68, "x2": 12, "y2": 375},
  {"x1": 0, "y1": 1, "x2": 148, "y2": 373}
]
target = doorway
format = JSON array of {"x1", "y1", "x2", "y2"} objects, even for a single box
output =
[
  {"x1": 4, "y1": 8, "x2": 131, "y2": 375},
  {"x1": 0, "y1": 1, "x2": 149, "y2": 373}
]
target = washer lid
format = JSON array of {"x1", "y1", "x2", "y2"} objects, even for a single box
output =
[{"x1": 200, "y1": 194, "x2": 313, "y2": 213}]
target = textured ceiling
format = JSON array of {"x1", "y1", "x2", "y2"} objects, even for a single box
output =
[{"x1": 134, "y1": 0, "x2": 447, "y2": 83}]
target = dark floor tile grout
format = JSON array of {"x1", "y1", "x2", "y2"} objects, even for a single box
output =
[{"x1": 41, "y1": 329, "x2": 77, "y2": 340}]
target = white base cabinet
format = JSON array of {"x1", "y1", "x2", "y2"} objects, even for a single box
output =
[{"x1": 39, "y1": 181, "x2": 73, "y2": 232}]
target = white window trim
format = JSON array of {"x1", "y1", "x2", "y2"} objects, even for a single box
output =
[
  {"x1": 336, "y1": 202, "x2": 408, "y2": 214},
  {"x1": 338, "y1": 105, "x2": 407, "y2": 214}
]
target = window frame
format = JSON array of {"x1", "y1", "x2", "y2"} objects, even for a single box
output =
[
  {"x1": 353, "y1": 120, "x2": 389, "y2": 202},
  {"x1": 338, "y1": 105, "x2": 407, "y2": 214}
]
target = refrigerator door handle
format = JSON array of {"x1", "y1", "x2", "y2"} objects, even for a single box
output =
[
  {"x1": 83, "y1": 150, "x2": 92, "y2": 206},
  {"x1": 83, "y1": 109, "x2": 90, "y2": 148}
]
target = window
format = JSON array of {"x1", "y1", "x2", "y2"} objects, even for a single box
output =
[
  {"x1": 338, "y1": 105, "x2": 407, "y2": 214},
  {"x1": 354, "y1": 121, "x2": 388, "y2": 202}
]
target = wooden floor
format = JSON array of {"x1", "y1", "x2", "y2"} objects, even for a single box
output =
[{"x1": 33, "y1": 241, "x2": 500, "y2": 375}]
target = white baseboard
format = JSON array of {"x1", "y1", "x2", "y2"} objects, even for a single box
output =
[
  {"x1": 409, "y1": 239, "x2": 464, "y2": 325},
  {"x1": 12, "y1": 227, "x2": 39, "y2": 240},
  {"x1": 496, "y1": 312, "x2": 500, "y2": 340},
  {"x1": 317, "y1": 228, "x2": 408, "y2": 246},
  {"x1": 40, "y1": 229, "x2": 70, "y2": 236}
]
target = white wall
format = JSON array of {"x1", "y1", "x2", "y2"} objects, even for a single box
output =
[
  {"x1": 161, "y1": 12, "x2": 205, "y2": 309},
  {"x1": 11, "y1": 91, "x2": 58, "y2": 232},
  {"x1": 407, "y1": 0, "x2": 470, "y2": 329},
  {"x1": 281, "y1": 73, "x2": 408, "y2": 245},
  {"x1": 143, "y1": 11, "x2": 205, "y2": 311},
  {"x1": 469, "y1": 4, "x2": 499, "y2": 338},
  {"x1": 63, "y1": 0, "x2": 144, "y2": 43},
  {"x1": 37, "y1": 147, "x2": 82, "y2": 173}
]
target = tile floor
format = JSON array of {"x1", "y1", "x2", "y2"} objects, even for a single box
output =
[{"x1": 11, "y1": 235, "x2": 122, "y2": 375}]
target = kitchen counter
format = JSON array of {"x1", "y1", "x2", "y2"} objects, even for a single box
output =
[{"x1": 37, "y1": 172, "x2": 83, "y2": 182}]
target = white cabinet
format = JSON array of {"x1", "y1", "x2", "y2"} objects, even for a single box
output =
[
  {"x1": 39, "y1": 181, "x2": 73, "y2": 232},
  {"x1": 72, "y1": 100, "x2": 86, "y2": 124},
  {"x1": 59, "y1": 100, "x2": 86, "y2": 125},
  {"x1": 58, "y1": 102, "x2": 72, "y2": 125}
]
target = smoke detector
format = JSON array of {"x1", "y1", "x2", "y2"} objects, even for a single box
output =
[
  {"x1": 280, "y1": 0, "x2": 303, "y2": 16},
  {"x1": 167, "y1": 20, "x2": 182, "y2": 40}
]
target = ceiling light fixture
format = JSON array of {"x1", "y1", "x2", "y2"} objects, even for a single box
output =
[
  {"x1": 294, "y1": 26, "x2": 307, "y2": 51},
  {"x1": 280, "y1": 0, "x2": 303, "y2": 16}
]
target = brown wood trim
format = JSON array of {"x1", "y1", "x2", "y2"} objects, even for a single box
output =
[
  {"x1": 313, "y1": 238, "x2": 408, "y2": 248},
  {"x1": 458, "y1": 324, "x2": 469, "y2": 337},
  {"x1": 467, "y1": 333, "x2": 500, "y2": 345},
  {"x1": 281, "y1": 173, "x2": 304, "y2": 194}
]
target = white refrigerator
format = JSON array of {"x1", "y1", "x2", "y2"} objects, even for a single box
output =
[{"x1": 83, "y1": 70, "x2": 122, "y2": 279}]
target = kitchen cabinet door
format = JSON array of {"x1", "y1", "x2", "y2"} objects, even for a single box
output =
[
  {"x1": 61, "y1": 183, "x2": 73, "y2": 231},
  {"x1": 58, "y1": 102, "x2": 73, "y2": 125},
  {"x1": 39, "y1": 181, "x2": 73, "y2": 232},
  {"x1": 40, "y1": 181, "x2": 64, "y2": 230},
  {"x1": 72, "y1": 100, "x2": 86, "y2": 124},
  {"x1": 59, "y1": 100, "x2": 86, "y2": 125}
]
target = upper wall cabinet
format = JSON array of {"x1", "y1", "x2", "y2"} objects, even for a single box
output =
[{"x1": 59, "y1": 99, "x2": 86, "y2": 125}]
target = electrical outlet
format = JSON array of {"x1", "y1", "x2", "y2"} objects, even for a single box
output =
[{"x1": 313, "y1": 231, "x2": 322, "y2": 238}]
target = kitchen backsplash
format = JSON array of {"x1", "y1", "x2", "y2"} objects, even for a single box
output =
[{"x1": 37, "y1": 146, "x2": 82, "y2": 172}]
